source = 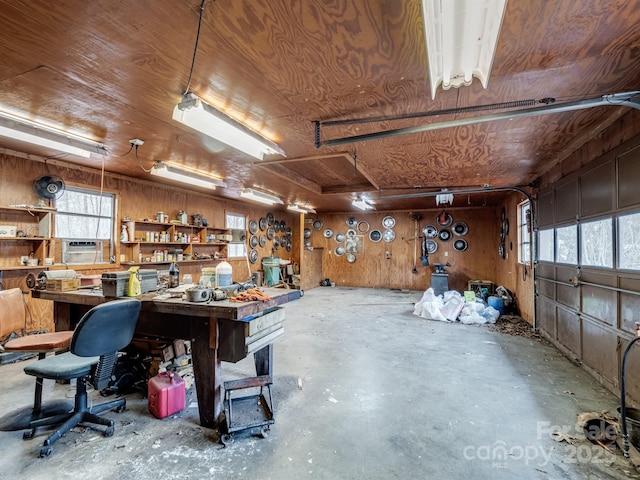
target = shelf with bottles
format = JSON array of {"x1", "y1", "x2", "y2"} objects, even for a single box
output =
[
  {"x1": 0, "y1": 206, "x2": 54, "y2": 269},
  {"x1": 121, "y1": 220, "x2": 230, "y2": 244}
]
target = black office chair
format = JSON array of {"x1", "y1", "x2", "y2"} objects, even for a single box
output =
[{"x1": 22, "y1": 298, "x2": 142, "y2": 457}]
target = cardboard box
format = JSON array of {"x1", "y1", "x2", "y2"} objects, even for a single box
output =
[
  {"x1": 0, "y1": 225, "x2": 17, "y2": 237},
  {"x1": 46, "y1": 278, "x2": 81, "y2": 292}
]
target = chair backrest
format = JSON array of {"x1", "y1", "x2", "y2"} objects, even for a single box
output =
[
  {"x1": 71, "y1": 298, "x2": 141, "y2": 391},
  {"x1": 0, "y1": 288, "x2": 26, "y2": 338},
  {"x1": 71, "y1": 298, "x2": 142, "y2": 357}
]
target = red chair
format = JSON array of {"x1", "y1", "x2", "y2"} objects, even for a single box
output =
[{"x1": 0, "y1": 288, "x2": 73, "y2": 416}]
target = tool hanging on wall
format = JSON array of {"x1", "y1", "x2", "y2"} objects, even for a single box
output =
[
  {"x1": 421, "y1": 238, "x2": 429, "y2": 267},
  {"x1": 410, "y1": 213, "x2": 422, "y2": 274}
]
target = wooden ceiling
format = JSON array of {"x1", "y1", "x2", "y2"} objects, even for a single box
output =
[{"x1": 0, "y1": 0, "x2": 639, "y2": 213}]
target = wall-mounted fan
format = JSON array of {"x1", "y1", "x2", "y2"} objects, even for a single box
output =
[{"x1": 33, "y1": 175, "x2": 65, "y2": 201}]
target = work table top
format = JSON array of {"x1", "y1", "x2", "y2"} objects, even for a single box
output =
[{"x1": 32, "y1": 287, "x2": 301, "y2": 320}]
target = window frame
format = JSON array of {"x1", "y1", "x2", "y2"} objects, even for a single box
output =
[
  {"x1": 579, "y1": 217, "x2": 613, "y2": 268},
  {"x1": 517, "y1": 200, "x2": 532, "y2": 265},
  {"x1": 54, "y1": 186, "x2": 116, "y2": 263},
  {"x1": 225, "y1": 211, "x2": 247, "y2": 259},
  {"x1": 554, "y1": 224, "x2": 578, "y2": 265},
  {"x1": 617, "y1": 211, "x2": 640, "y2": 271}
]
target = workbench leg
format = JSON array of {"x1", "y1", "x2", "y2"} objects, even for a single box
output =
[
  {"x1": 190, "y1": 319, "x2": 222, "y2": 428},
  {"x1": 253, "y1": 344, "x2": 273, "y2": 378}
]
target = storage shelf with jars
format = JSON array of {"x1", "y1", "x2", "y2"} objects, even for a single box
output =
[
  {"x1": 120, "y1": 220, "x2": 230, "y2": 264},
  {"x1": 0, "y1": 206, "x2": 54, "y2": 270}
]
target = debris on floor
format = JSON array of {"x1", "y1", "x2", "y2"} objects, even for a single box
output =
[{"x1": 487, "y1": 315, "x2": 539, "y2": 338}]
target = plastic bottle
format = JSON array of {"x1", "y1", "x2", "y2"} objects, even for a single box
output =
[
  {"x1": 215, "y1": 259, "x2": 232, "y2": 287},
  {"x1": 169, "y1": 262, "x2": 180, "y2": 288},
  {"x1": 128, "y1": 266, "x2": 141, "y2": 296},
  {"x1": 120, "y1": 224, "x2": 129, "y2": 242}
]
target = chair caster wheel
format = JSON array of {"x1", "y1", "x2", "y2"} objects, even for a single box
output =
[
  {"x1": 221, "y1": 433, "x2": 233, "y2": 446},
  {"x1": 115, "y1": 404, "x2": 126, "y2": 413},
  {"x1": 259, "y1": 425, "x2": 270, "y2": 438},
  {"x1": 23, "y1": 429, "x2": 35, "y2": 440},
  {"x1": 39, "y1": 446, "x2": 52, "y2": 457},
  {"x1": 104, "y1": 426, "x2": 115, "y2": 437}
]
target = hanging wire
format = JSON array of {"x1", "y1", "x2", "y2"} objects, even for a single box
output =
[
  {"x1": 105, "y1": 143, "x2": 134, "y2": 158},
  {"x1": 135, "y1": 145, "x2": 152, "y2": 173},
  {"x1": 183, "y1": 0, "x2": 207, "y2": 97}
]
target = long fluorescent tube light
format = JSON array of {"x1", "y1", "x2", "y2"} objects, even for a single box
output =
[
  {"x1": 352, "y1": 198, "x2": 375, "y2": 211},
  {"x1": 421, "y1": 0, "x2": 508, "y2": 99},
  {"x1": 240, "y1": 188, "x2": 283, "y2": 205},
  {"x1": 287, "y1": 204, "x2": 317, "y2": 214},
  {"x1": 0, "y1": 110, "x2": 107, "y2": 157},
  {"x1": 150, "y1": 161, "x2": 226, "y2": 189},
  {"x1": 172, "y1": 94, "x2": 285, "y2": 160}
]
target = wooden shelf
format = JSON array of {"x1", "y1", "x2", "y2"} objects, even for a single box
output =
[
  {"x1": 1, "y1": 206, "x2": 56, "y2": 214},
  {"x1": 0, "y1": 237, "x2": 52, "y2": 241},
  {"x1": 120, "y1": 220, "x2": 230, "y2": 264},
  {"x1": 0, "y1": 265, "x2": 51, "y2": 271},
  {"x1": 123, "y1": 259, "x2": 221, "y2": 266},
  {"x1": 0, "y1": 207, "x2": 54, "y2": 268}
]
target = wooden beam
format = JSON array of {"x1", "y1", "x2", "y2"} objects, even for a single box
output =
[{"x1": 321, "y1": 183, "x2": 378, "y2": 194}]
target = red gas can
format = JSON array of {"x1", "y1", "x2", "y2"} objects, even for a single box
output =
[{"x1": 148, "y1": 371, "x2": 186, "y2": 419}]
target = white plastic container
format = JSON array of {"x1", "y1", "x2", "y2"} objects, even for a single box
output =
[{"x1": 216, "y1": 259, "x2": 233, "y2": 287}]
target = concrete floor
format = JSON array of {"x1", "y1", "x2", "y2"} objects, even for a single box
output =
[{"x1": 0, "y1": 287, "x2": 638, "y2": 479}]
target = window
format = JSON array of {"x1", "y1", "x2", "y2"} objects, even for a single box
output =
[
  {"x1": 619, "y1": 212, "x2": 640, "y2": 270},
  {"x1": 580, "y1": 218, "x2": 612, "y2": 268},
  {"x1": 518, "y1": 201, "x2": 531, "y2": 264},
  {"x1": 55, "y1": 187, "x2": 116, "y2": 264},
  {"x1": 225, "y1": 212, "x2": 246, "y2": 259},
  {"x1": 538, "y1": 229, "x2": 554, "y2": 262},
  {"x1": 555, "y1": 225, "x2": 577, "y2": 264}
]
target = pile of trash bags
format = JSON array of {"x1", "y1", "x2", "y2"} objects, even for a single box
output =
[{"x1": 413, "y1": 288, "x2": 501, "y2": 325}]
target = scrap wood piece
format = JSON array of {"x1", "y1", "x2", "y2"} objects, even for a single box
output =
[{"x1": 229, "y1": 288, "x2": 273, "y2": 303}]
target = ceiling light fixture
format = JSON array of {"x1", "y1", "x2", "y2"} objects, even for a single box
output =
[
  {"x1": 421, "y1": 0, "x2": 508, "y2": 99},
  {"x1": 352, "y1": 197, "x2": 375, "y2": 211},
  {"x1": 150, "y1": 161, "x2": 226, "y2": 189},
  {"x1": 240, "y1": 188, "x2": 284, "y2": 206},
  {"x1": 287, "y1": 204, "x2": 317, "y2": 214},
  {"x1": 172, "y1": 93, "x2": 285, "y2": 160},
  {"x1": 0, "y1": 110, "x2": 107, "y2": 158}
]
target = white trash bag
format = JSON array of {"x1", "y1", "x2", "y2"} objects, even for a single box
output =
[{"x1": 413, "y1": 288, "x2": 447, "y2": 322}]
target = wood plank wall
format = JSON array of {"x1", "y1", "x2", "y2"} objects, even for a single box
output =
[
  {"x1": 495, "y1": 192, "x2": 535, "y2": 323},
  {"x1": 310, "y1": 209, "x2": 499, "y2": 292}
]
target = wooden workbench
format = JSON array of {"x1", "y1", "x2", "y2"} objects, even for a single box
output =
[{"x1": 32, "y1": 287, "x2": 301, "y2": 428}]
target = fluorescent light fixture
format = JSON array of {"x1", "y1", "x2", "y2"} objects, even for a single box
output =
[
  {"x1": 240, "y1": 188, "x2": 284, "y2": 205},
  {"x1": 287, "y1": 204, "x2": 317, "y2": 214},
  {"x1": 0, "y1": 110, "x2": 107, "y2": 158},
  {"x1": 436, "y1": 190, "x2": 454, "y2": 206},
  {"x1": 421, "y1": 0, "x2": 508, "y2": 99},
  {"x1": 352, "y1": 198, "x2": 375, "y2": 211},
  {"x1": 172, "y1": 93, "x2": 285, "y2": 160},
  {"x1": 150, "y1": 161, "x2": 226, "y2": 189}
]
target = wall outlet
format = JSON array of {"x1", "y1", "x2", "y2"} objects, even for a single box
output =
[
  {"x1": 386, "y1": 251, "x2": 391, "y2": 259},
  {"x1": 444, "y1": 251, "x2": 448, "y2": 256}
]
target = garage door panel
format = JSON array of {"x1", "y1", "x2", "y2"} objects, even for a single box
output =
[
  {"x1": 537, "y1": 296, "x2": 556, "y2": 339},
  {"x1": 582, "y1": 320, "x2": 618, "y2": 384},
  {"x1": 557, "y1": 306, "x2": 581, "y2": 357}
]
